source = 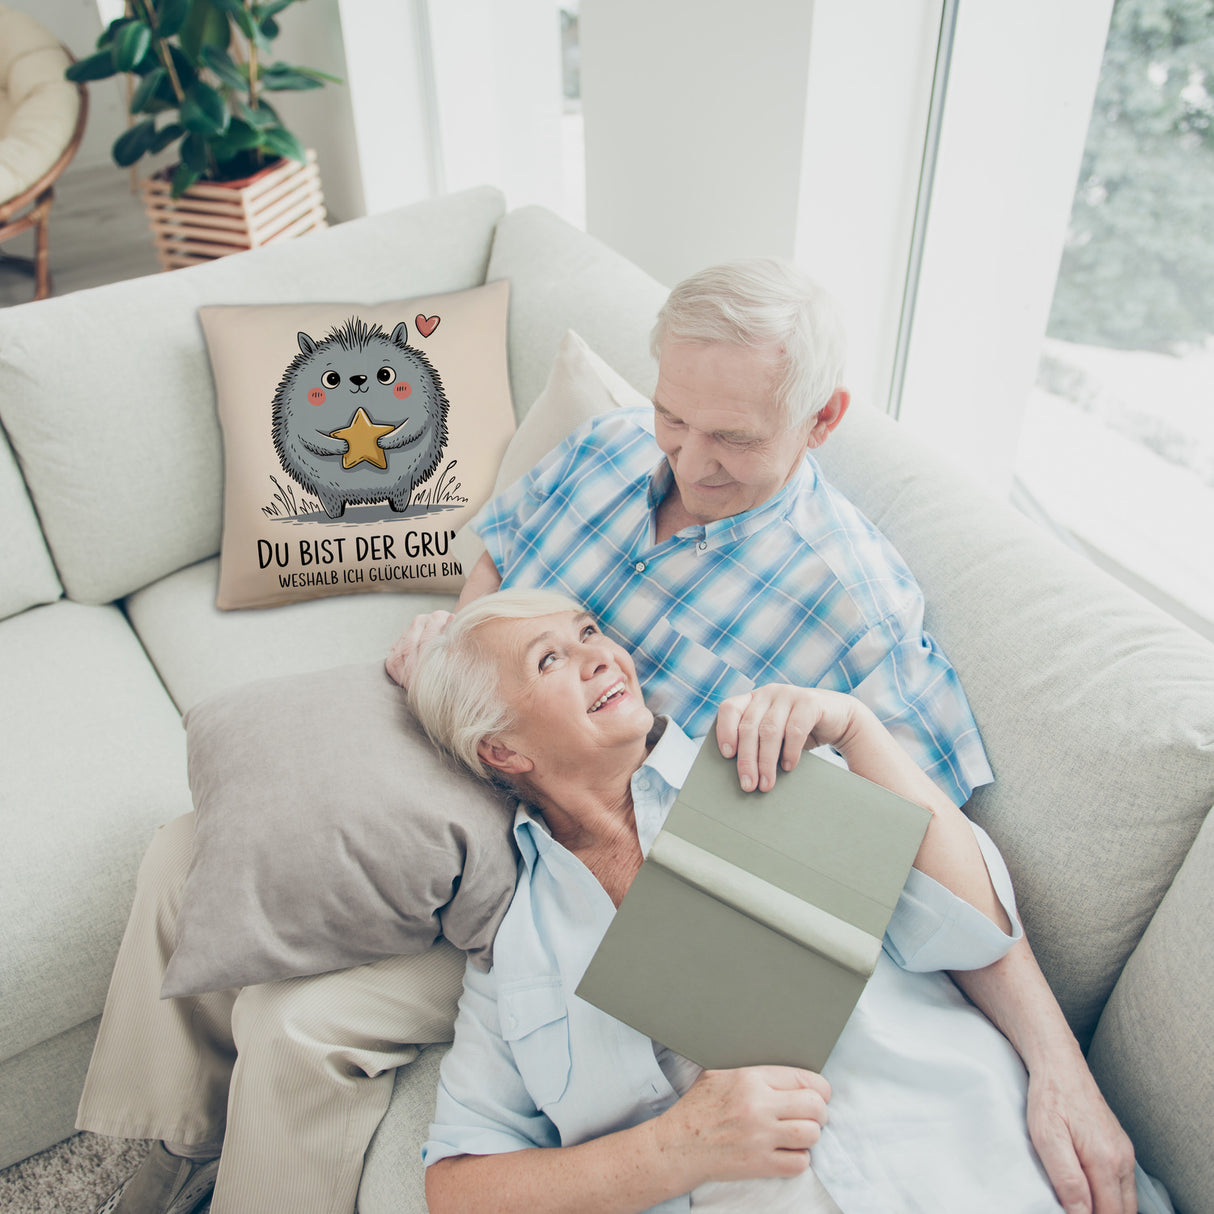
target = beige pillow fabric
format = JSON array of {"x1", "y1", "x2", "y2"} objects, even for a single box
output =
[
  {"x1": 162, "y1": 662, "x2": 519, "y2": 998},
  {"x1": 200, "y1": 281, "x2": 515, "y2": 609},
  {"x1": 452, "y1": 328, "x2": 646, "y2": 571}
]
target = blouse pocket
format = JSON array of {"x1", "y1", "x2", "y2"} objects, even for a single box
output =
[
  {"x1": 635, "y1": 614, "x2": 755, "y2": 725},
  {"x1": 499, "y1": 978, "x2": 572, "y2": 1109}
]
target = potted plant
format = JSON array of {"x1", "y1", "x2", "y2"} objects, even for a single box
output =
[{"x1": 66, "y1": 0, "x2": 340, "y2": 268}]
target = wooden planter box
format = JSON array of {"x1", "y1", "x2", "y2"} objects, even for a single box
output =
[{"x1": 140, "y1": 150, "x2": 327, "y2": 271}]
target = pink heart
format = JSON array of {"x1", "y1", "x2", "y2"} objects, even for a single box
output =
[{"x1": 415, "y1": 314, "x2": 440, "y2": 338}]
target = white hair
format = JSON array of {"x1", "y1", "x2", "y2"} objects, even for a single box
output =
[
  {"x1": 407, "y1": 588, "x2": 585, "y2": 781},
  {"x1": 650, "y1": 259, "x2": 847, "y2": 428}
]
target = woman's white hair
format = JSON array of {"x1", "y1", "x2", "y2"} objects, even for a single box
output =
[
  {"x1": 407, "y1": 588, "x2": 586, "y2": 782},
  {"x1": 650, "y1": 258, "x2": 847, "y2": 429}
]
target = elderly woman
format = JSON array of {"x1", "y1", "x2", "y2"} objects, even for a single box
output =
[{"x1": 408, "y1": 587, "x2": 1086, "y2": 1214}]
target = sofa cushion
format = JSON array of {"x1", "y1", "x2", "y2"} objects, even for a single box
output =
[
  {"x1": 813, "y1": 402, "x2": 1214, "y2": 1045},
  {"x1": 0, "y1": 186, "x2": 506, "y2": 606},
  {"x1": 486, "y1": 205, "x2": 668, "y2": 419},
  {"x1": 199, "y1": 280, "x2": 513, "y2": 609},
  {"x1": 453, "y1": 329, "x2": 638, "y2": 571},
  {"x1": 0, "y1": 425, "x2": 60, "y2": 620},
  {"x1": 163, "y1": 663, "x2": 517, "y2": 996},
  {"x1": 1088, "y1": 804, "x2": 1214, "y2": 1214},
  {"x1": 124, "y1": 557, "x2": 451, "y2": 713},
  {"x1": 0, "y1": 600, "x2": 191, "y2": 1063}
]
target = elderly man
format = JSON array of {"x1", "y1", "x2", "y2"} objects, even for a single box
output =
[{"x1": 388, "y1": 260, "x2": 1136, "y2": 1214}]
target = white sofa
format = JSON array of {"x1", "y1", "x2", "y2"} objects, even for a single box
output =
[{"x1": 1, "y1": 186, "x2": 1211, "y2": 1213}]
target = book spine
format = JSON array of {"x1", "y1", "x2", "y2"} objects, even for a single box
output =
[{"x1": 648, "y1": 832, "x2": 882, "y2": 977}]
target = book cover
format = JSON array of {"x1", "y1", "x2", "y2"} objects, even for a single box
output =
[{"x1": 575, "y1": 744, "x2": 932, "y2": 1071}]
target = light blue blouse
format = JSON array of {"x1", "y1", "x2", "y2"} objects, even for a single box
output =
[{"x1": 424, "y1": 721, "x2": 1066, "y2": 1212}]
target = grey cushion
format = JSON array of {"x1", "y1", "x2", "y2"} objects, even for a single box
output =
[
  {"x1": 0, "y1": 186, "x2": 506, "y2": 606},
  {"x1": 0, "y1": 427, "x2": 60, "y2": 621},
  {"x1": 0, "y1": 601, "x2": 190, "y2": 1061},
  {"x1": 125, "y1": 556, "x2": 454, "y2": 714},
  {"x1": 1088, "y1": 804, "x2": 1214, "y2": 1214},
  {"x1": 488, "y1": 205, "x2": 668, "y2": 418},
  {"x1": 162, "y1": 663, "x2": 519, "y2": 997},
  {"x1": 815, "y1": 402, "x2": 1214, "y2": 1045}
]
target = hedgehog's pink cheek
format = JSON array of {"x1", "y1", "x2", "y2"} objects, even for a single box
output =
[
  {"x1": 308, "y1": 388, "x2": 327, "y2": 406},
  {"x1": 394, "y1": 382, "x2": 412, "y2": 399}
]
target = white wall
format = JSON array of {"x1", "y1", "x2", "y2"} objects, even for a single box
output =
[
  {"x1": 795, "y1": 0, "x2": 941, "y2": 414},
  {"x1": 896, "y1": 0, "x2": 1114, "y2": 490},
  {"x1": 579, "y1": 0, "x2": 818, "y2": 288}
]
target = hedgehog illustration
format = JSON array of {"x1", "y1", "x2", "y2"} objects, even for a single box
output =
[{"x1": 271, "y1": 317, "x2": 449, "y2": 519}]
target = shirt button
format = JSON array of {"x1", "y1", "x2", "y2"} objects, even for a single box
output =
[
  {"x1": 634, "y1": 561, "x2": 646, "y2": 573},
  {"x1": 697, "y1": 541, "x2": 707, "y2": 551}
]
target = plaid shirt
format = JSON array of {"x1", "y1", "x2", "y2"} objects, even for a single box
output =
[{"x1": 473, "y1": 407, "x2": 992, "y2": 806}]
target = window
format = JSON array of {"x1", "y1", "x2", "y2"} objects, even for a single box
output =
[{"x1": 1013, "y1": 0, "x2": 1214, "y2": 637}]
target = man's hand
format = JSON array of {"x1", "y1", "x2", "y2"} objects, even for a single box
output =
[
  {"x1": 385, "y1": 610, "x2": 453, "y2": 689},
  {"x1": 653, "y1": 1066, "x2": 830, "y2": 1186},
  {"x1": 714, "y1": 684, "x2": 860, "y2": 792},
  {"x1": 1026, "y1": 1061, "x2": 1137, "y2": 1214}
]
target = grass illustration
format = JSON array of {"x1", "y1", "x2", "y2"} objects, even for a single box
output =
[{"x1": 262, "y1": 475, "x2": 320, "y2": 518}]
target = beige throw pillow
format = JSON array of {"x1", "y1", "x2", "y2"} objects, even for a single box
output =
[
  {"x1": 200, "y1": 281, "x2": 515, "y2": 609},
  {"x1": 452, "y1": 328, "x2": 648, "y2": 571}
]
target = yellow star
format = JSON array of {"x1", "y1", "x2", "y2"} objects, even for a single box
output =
[{"x1": 329, "y1": 408, "x2": 396, "y2": 470}]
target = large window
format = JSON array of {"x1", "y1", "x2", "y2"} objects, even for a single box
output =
[{"x1": 1013, "y1": 0, "x2": 1214, "y2": 636}]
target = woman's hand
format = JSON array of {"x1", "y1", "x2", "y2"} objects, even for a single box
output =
[
  {"x1": 654, "y1": 1066, "x2": 831, "y2": 1185},
  {"x1": 385, "y1": 610, "x2": 454, "y2": 688},
  {"x1": 715, "y1": 685, "x2": 861, "y2": 792}
]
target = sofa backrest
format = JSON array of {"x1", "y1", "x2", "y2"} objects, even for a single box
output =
[
  {"x1": 0, "y1": 423, "x2": 61, "y2": 620},
  {"x1": 0, "y1": 186, "x2": 507, "y2": 606}
]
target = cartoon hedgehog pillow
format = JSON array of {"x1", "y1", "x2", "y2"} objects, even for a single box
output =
[{"x1": 199, "y1": 281, "x2": 514, "y2": 609}]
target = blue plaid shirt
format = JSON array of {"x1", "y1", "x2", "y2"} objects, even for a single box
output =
[{"x1": 472, "y1": 407, "x2": 992, "y2": 805}]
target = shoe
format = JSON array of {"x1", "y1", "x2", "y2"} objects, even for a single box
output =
[{"x1": 96, "y1": 1142, "x2": 220, "y2": 1214}]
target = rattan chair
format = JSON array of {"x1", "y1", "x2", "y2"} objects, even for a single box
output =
[{"x1": 0, "y1": 6, "x2": 87, "y2": 302}]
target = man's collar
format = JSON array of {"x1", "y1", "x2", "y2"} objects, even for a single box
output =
[{"x1": 645, "y1": 456, "x2": 817, "y2": 547}]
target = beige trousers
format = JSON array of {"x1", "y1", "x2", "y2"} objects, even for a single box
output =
[{"x1": 76, "y1": 814, "x2": 466, "y2": 1214}]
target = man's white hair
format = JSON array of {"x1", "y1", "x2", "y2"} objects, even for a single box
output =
[
  {"x1": 650, "y1": 258, "x2": 847, "y2": 429},
  {"x1": 408, "y1": 588, "x2": 586, "y2": 781}
]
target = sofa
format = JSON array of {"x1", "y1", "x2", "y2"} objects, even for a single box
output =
[{"x1": 1, "y1": 185, "x2": 1211, "y2": 1213}]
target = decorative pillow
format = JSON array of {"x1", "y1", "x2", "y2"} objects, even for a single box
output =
[
  {"x1": 199, "y1": 280, "x2": 514, "y2": 609},
  {"x1": 161, "y1": 662, "x2": 519, "y2": 998},
  {"x1": 452, "y1": 328, "x2": 648, "y2": 571}
]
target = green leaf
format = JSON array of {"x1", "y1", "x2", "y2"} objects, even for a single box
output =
[
  {"x1": 294, "y1": 65, "x2": 343, "y2": 85},
  {"x1": 112, "y1": 119, "x2": 157, "y2": 167},
  {"x1": 180, "y1": 0, "x2": 231, "y2": 63},
  {"x1": 67, "y1": 50, "x2": 119, "y2": 83},
  {"x1": 200, "y1": 44, "x2": 248, "y2": 90},
  {"x1": 234, "y1": 97, "x2": 278, "y2": 129},
  {"x1": 129, "y1": 66, "x2": 166, "y2": 113},
  {"x1": 155, "y1": 0, "x2": 191, "y2": 40},
  {"x1": 112, "y1": 20, "x2": 152, "y2": 72},
  {"x1": 259, "y1": 15, "x2": 279, "y2": 40},
  {"x1": 150, "y1": 122, "x2": 185, "y2": 153},
  {"x1": 96, "y1": 17, "x2": 129, "y2": 50},
  {"x1": 180, "y1": 131, "x2": 210, "y2": 172},
  {"x1": 259, "y1": 62, "x2": 323, "y2": 91},
  {"x1": 260, "y1": 125, "x2": 305, "y2": 163},
  {"x1": 167, "y1": 44, "x2": 198, "y2": 91},
  {"x1": 171, "y1": 162, "x2": 201, "y2": 197},
  {"x1": 181, "y1": 81, "x2": 230, "y2": 135},
  {"x1": 222, "y1": 118, "x2": 263, "y2": 150}
]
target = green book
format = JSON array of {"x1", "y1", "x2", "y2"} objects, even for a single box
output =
[{"x1": 575, "y1": 744, "x2": 932, "y2": 1072}]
